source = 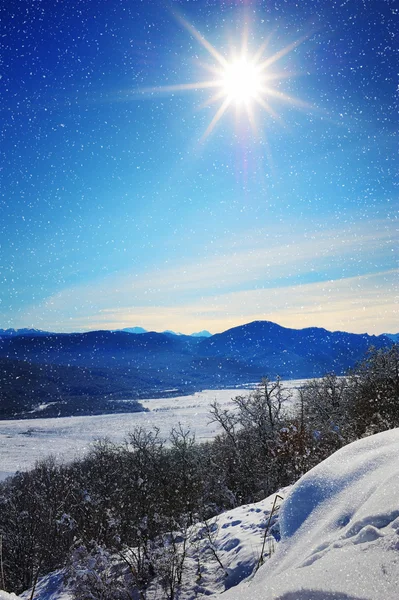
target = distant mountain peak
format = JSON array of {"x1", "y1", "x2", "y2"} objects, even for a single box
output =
[
  {"x1": 163, "y1": 330, "x2": 184, "y2": 336},
  {"x1": 118, "y1": 327, "x2": 212, "y2": 338},
  {"x1": 191, "y1": 330, "x2": 212, "y2": 338},
  {"x1": 0, "y1": 328, "x2": 52, "y2": 337},
  {"x1": 119, "y1": 327, "x2": 147, "y2": 334}
]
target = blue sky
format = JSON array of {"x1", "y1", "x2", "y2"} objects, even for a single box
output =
[{"x1": 1, "y1": 0, "x2": 397, "y2": 334}]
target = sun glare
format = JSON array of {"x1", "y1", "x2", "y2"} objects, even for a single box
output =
[
  {"x1": 221, "y1": 58, "x2": 262, "y2": 105},
  {"x1": 142, "y1": 15, "x2": 311, "y2": 140}
]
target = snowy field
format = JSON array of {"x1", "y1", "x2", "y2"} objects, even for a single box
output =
[{"x1": 0, "y1": 380, "x2": 306, "y2": 479}]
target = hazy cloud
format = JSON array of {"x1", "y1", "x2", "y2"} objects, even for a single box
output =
[
  {"x1": 19, "y1": 218, "x2": 397, "y2": 334},
  {"x1": 22, "y1": 269, "x2": 398, "y2": 335}
]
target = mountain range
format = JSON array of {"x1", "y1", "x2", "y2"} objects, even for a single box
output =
[
  {"x1": 0, "y1": 328, "x2": 55, "y2": 337},
  {"x1": 0, "y1": 320, "x2": 395, "y2": 419},
  {"x1": 0, "y1": 327, "x2": 213, "y2": 338}
]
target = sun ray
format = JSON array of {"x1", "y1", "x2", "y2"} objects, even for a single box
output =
[
  {"x1": 198, "y1": 89, "x2": 227, "y2": 110},
  {"x1": 140, "y1": 81, "x2": 222, "y2": 94},
  {"x1": 263, "y1": 70, "x2": 301, "y2": 83},
  {"x1": 254, "y1": 95, "x2": 284, "y2": 124},
  {"x1": 202, "y1": 97, "x2": 232, "y2": 141},
  {"x1": 198, "y1": 61, "x2": 225, "y2": 78},
  {"x1": 258, "y1": 34, "x2": 309, "y2": 71},
  {"x1": 138, "y1": 17, "x2": 313, "y2": 140},
  {"x1": 263, "y1": 87, "x2": 313, "y2": 110},
  {"x1": 246, "y1": 102, "x2": 258, "y2": 136},
  {"x1": 174, "y1": 12, "x2": 228, "y2": 69},
  {"x1": 253, "y1": 31, "x2": 275, "y2": 64},
  {"x1": 240, "y1": 21, "x2": 249, "y2": 58}
]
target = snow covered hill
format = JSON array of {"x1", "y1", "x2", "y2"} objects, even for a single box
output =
[
  {"x1": 8, "y1": 429, "x2": 399, "y2": 599},
  {"x1": 223, "y1": 428, "x2": 399, "y2": 600}
]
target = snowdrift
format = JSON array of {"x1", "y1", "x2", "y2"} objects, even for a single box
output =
[{"x1": 223, "y1": 428, "x2": 399, "y2": 600}]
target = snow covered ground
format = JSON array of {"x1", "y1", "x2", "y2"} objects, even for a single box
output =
[
  {"x1": 0, "y1": 381, "x2": 305, "y2": 479},
  {"x1": 19, "y1": 488, "x2": 288, "y2": 600},
  {"x1": 6, "y1": 428, "x2": 399, "y2": 599},
  {"x1": 17, "y1": 428, "x2": 399, "y2": 600},
  {"x1": 223, "y1": 428, "x2": 399, "y2": 600}
]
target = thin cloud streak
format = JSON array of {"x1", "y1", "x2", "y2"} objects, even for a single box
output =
[
  {"x1": 16, "y1": 217, "x2": 397, "y2": 334},
  {"x1": 22, "y1": 269, "x2": 398, "y2": 335},
  {"x1": 21, "y1": 218, "x2": 397, "y2": 317}
]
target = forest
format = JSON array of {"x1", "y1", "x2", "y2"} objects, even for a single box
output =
[{"x1": 0, "y1": 345, "x2": 398, "y2": 598}]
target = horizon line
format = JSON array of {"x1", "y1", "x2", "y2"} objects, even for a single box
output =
[{"x1": 0, "y1": 318, "x2": 396, "y2": 338}]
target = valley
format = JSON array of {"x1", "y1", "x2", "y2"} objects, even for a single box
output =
[
  {"x1": 0, "y1": 381, "x2": 305, "y2": 480},
  {"x1": 0, "y1": 321, "x2": 392, "y2": 420}
]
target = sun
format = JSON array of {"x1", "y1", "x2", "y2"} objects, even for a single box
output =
[
  {"x1": 221, "y1": 57, "x2": 263, "y2": 105},
  {"x1": 142, "y1": 15, "x2": 310, "y2": 140}
]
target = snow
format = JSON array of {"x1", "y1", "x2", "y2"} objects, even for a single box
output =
[
  {"x1": 0, "y1": 382, "x2": 304, "y2": 479},
  {"x1": 223, "y1": 428, "x2": 399, "y2": 600},
  {"x1": 0, "y1": 388, "x2": 248, "y2": 479},
  {"x1": 11, "y1": 428, "x2": 399, "y2": 599},
  {"x1": 170, "y1": 489, "x2": 288, "y2": 598},
  {"x1": 19, "y1": 489, "x2": 288, "y2": 600},
  {"x1": 19, "y1": 572, "x2": 68, "y2": 600}
]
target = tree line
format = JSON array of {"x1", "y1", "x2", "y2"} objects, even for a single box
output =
[{"x1": 0, "y1": 345, "x2": 398, "y2": 597}]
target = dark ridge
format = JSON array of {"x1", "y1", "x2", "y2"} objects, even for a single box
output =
[{"x1": 0, "y1": 321, "x2": 393, "y2": 419}]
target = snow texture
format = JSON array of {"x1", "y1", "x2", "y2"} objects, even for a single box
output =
[
  {"x1": 19, "y1": 571, "x2": 69, "y2": 600},
  {"x1": 19, "y1": 491, "x2": 287, "y2": 599},
  {"x1": 223, "y1": 428, "x2": 399, "y2": 600}
]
